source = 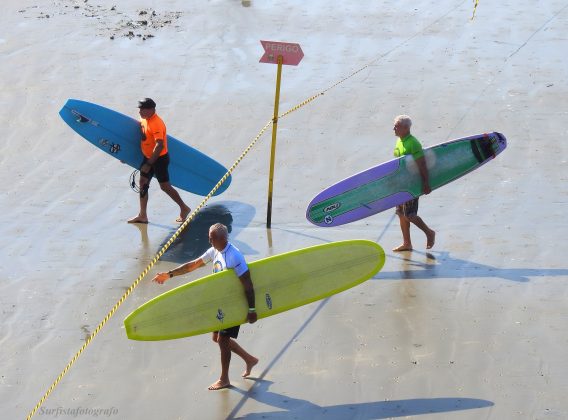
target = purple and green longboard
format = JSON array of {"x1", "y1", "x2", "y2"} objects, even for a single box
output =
[{"x1": 306, "y1": 132, "x2": 507, "y2": 227}]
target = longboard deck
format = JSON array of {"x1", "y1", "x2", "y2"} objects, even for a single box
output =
[
  {"x1": 307, "y1": 132, "x2": 507, "y2": 227},
  {"x1": 59, "y1": 99, "x2": 231, "y2": 196},
  {"x1": 124, "y1": 240, "x2": 385, "y2": 341}
]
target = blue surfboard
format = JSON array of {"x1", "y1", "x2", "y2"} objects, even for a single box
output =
[{"x1": 59, "y1": 99, "x2": 231, "y2": 196}]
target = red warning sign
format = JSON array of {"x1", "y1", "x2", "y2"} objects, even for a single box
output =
[{"x1": 259, "y1": 40, "x2": 304, "y2": 66}]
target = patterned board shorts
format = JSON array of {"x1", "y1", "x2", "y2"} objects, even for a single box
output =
[{"x1": 395, "y1": 198, "x2": 419, "y2": 217}]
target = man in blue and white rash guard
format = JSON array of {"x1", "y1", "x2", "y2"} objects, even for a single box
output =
[{"x1": 153, "y1": 223, "x2": 258, "y2": 390}]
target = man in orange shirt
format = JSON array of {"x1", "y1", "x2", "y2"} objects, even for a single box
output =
[{"x1": 128, "y1": 98, "x2": 191, "y2": 224}]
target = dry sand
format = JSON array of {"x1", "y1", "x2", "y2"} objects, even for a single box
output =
[{"x1": 2, "y1": 0, "x2": 568, "y2": 419}]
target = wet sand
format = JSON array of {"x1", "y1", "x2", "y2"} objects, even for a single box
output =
[{"x1": 2, "y1": 0, "x2": 568, "y2": 418}]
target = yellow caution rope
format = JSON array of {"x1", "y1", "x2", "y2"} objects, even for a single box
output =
[{"x1": 471, "y1": 0, "x2": 479, "y2": 20}]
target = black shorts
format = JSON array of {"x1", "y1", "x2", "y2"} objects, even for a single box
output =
[
  {"x1": 140, "y1": 153, "x2": 170, "y2": 183},
  {"x1": 218, "y1": 325, "x2": 240, "y2": 339},
  {"x1": 395, "y1": 198, "x2": 419, "y2": 217}
]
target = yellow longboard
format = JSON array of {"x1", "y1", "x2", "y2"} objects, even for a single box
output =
[{"x1": 124, "y1": 240, "x2": 385, "y2": 341}]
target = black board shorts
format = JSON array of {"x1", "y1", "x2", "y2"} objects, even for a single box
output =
[
  {"x1": 395, "y1": 198, "x2": 419, "y2": 217},
  {"x1": 140, "y1": 153, "x2": 170, "y2": 183},
  {"x1": 218, "y1": 325, "x2": 240, "y2": 339}
]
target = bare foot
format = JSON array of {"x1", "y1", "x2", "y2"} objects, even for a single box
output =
[
  {"x1": 208, "y1": 380, "x2": 231, "y2": 390},
  {"x1": 242, "y1": 357, "x2": 259, "y2": 377},
  {"x1": 127, "y1": 216, "x2": 148, "y2": 224},
  {"x1": 392, "y1": 244, "x2": 413, "y2": 252},
  {"x1": 426, "y1": 230, "x2": 436, "y2": 249},
  {"x1": 175, "y1": 206, "x2": 191, "y2": 223}
]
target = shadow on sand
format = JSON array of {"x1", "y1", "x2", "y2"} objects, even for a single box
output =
[
  {"x1": 376, "y1": 250, "x2": 568, "y2": 283},
  {"x1": 158, "y1": 201, "x2": 256, "y2": 264},
  {"x1": 227, "y1": 379, "x2": 493, "y2": 419}
]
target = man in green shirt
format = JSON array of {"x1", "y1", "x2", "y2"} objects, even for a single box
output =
[{"x1": 392, "y1": 115, "x2": 435, "y2": 252}]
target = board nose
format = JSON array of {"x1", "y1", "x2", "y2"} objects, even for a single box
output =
[{"x1": 495, "y1": 132, "x2": 507, "y2": 148}]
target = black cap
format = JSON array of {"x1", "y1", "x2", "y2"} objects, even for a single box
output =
[{"x1": 137, "y1": 97, "x2": 156, "y2": 109}]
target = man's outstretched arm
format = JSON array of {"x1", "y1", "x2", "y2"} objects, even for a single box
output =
[{"x1": 153, "y1": 258, "x2": 206, "y2": 284}]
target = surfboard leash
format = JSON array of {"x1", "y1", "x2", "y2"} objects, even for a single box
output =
[
  {"x1": 129, "y1": 169, "x2": 140, "y2": 193},
  {"x1": 26, "y1": 119, "x2": 274, "y2": 420}
]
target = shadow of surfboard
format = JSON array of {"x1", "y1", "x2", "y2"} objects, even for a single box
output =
[
  {"x1": 159, "y1": 201, "x2": 256, "y2": 264},
  {"x1": 374, "y1": 251, "x2": 568, "y2": 283},
  {"x1": 227, "y1": 379, "x2": 493, "y2": 419}
]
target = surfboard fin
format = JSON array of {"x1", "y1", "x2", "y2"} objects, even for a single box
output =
[{"x1": 71, "y1": 110, "x2": 90, "y2": 123}]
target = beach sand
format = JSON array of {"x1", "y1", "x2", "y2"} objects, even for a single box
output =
[{"x1": 2, "y1": 0, "x2": 568, "y2": 418}]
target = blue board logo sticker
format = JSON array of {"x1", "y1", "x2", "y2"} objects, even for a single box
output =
[
  {"x1": 99, "y1": 138, "x2": 120, "y2": 154},
  {"x1": 323, "y1": 202, "x2": 341, "y2": 213},
  {"x1": 216, "y1": 308, "x2": 225, "y2": 323},
  {"x1": 324, "y1": 215, "x2": 333, "y2": 224},
  {"x1": 265, "y1": 293, "x2": 273, "y2": 310}
]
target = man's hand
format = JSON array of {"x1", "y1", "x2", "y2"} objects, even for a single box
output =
[
  {"x1": 247, "y1": 311, "x2": 257, "y2": 324},
  {"x1": 423, "y1": 183, "x2": 432, "y2": 195},
  {"x1": 153, "y1": 272, "x2": 170, "y2": 284}
]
